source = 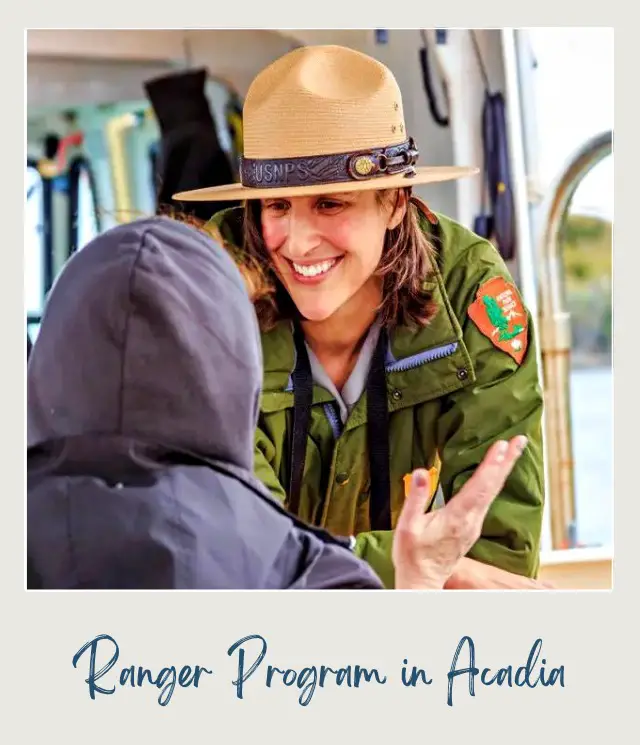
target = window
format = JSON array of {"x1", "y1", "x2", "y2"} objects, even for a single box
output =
[
  {"x1": 527, "y1": 28, "x2": 613, "y2": 550},
  {"x1": 68, "y1": 156, "x2": 101, "y2": 255},
  {"x1": 25, "y1": 162, "x2": 45, "y2": 317},
  {"x1": 561, "y1": 158, "x2": 613, "y2": 548}
]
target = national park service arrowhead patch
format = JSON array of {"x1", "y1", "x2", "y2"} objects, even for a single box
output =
[{"x1": 467, "y1": 277, "x2": 528, "y2": 364}]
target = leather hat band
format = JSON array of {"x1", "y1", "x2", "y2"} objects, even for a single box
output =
[{"x1": 239, "y1": 138, "x2": 419, "y2": 189}]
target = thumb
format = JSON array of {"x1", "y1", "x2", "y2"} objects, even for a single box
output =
[{"x1": 397, "y1": 469, "x2": 431, "y2": 528}]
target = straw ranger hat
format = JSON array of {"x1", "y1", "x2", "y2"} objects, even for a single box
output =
[{"x1": 173, "y1": 45, "x2": 478, "y2": 202}]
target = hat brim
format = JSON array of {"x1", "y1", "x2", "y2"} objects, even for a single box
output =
[{"x1": 173, "y1": 165, "x2": 479, "y2": 202}]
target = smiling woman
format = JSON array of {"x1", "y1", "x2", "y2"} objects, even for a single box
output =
[
  {"x1": 243, "y1": 189, "x2": 437, "y2": 337},
  {"x1": 178, "y1": 44, "x2": 548, "y2": 590}
]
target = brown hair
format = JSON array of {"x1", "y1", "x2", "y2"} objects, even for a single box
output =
[{"x1": 241, "y1": 187, "x2": 439, "y2": 332}]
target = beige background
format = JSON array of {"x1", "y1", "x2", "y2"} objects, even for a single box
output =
[{"x1": 11, "y1": 5, "x2": 626, "y2": 744}]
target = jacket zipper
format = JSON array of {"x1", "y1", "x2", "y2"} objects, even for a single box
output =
[
  {"x1": 286, "y1": 342, "x2": 458, "y2": 392},
  {"x1": 323, "y1": 402, "x2": 343, "y2": 439},
  {"x1": 385, "y1": 341, "x2": 458, "y2": 373},
  {"x1": 320, "y1": 342, "x2": 459, "y2": 439}
]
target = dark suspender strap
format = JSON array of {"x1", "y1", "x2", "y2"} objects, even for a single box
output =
[
  {"x1": 366, "y1": 327, "x2": 392, "y2": 531},
  {"x1": 289, "y1": 323, "x2": 313, "y2": 516},
  {"x1": 289, "y1": 323, "x2": 392, "y2": 531}
]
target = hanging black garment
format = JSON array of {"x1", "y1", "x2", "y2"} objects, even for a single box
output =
[
  {"x1": 480, "y1": 91, "x2": 516, "y2": 261},
  {"x1": 469, "y1": 32, "x2": 516, "y2": 261},
  {"x1": 144, "y1": 68, "x2": 240, "y2": 220}
]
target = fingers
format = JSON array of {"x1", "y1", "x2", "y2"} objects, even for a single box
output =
[
  {"x1": 396, "y1": 469, "x2": 431, "y2": 531},
  {"x1": 393, "y1": 436, "x2": 535, "y2": 591},
  {"x1": 448, "y1": 435, "x2": 528, "y2": 521}
]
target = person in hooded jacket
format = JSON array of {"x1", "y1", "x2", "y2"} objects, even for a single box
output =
[{"x1": 26, "y1": 216, "x2": 526, "y2": 590}]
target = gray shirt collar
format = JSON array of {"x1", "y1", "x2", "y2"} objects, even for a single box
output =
[{"x1": 305, "y1": 320, "x2": 382, "y2": 425}]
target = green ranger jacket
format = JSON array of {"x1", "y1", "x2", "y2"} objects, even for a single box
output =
[{"x1": 205, "y1": 207, "x2": 545, "y2": 588}]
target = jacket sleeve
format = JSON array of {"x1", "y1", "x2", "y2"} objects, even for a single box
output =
[
  {"x1": 354, "y1": 240, "x2": 545, "y2": 587},
  {"x1": 269, "y1": 529, "x2": 384, "y2": 589},
  {"x1": 436, "y1": 239, "x2": 545, "y2": 578}
]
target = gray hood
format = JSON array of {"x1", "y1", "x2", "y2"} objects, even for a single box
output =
[{"x1": 27, "y1": 217, "x2": 261, "y2": 472}]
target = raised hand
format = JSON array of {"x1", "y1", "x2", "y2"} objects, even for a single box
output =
[{"x1": 393, "y1": 436, "x2": 529, "y2": 590}]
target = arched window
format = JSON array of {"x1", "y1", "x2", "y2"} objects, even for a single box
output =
[
  {"x1": 527, "y1": 28, "x2": 613, "y2": 554},
  {"x1": 561, "y1": 156, "x2": 613, "y2": 549}
]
